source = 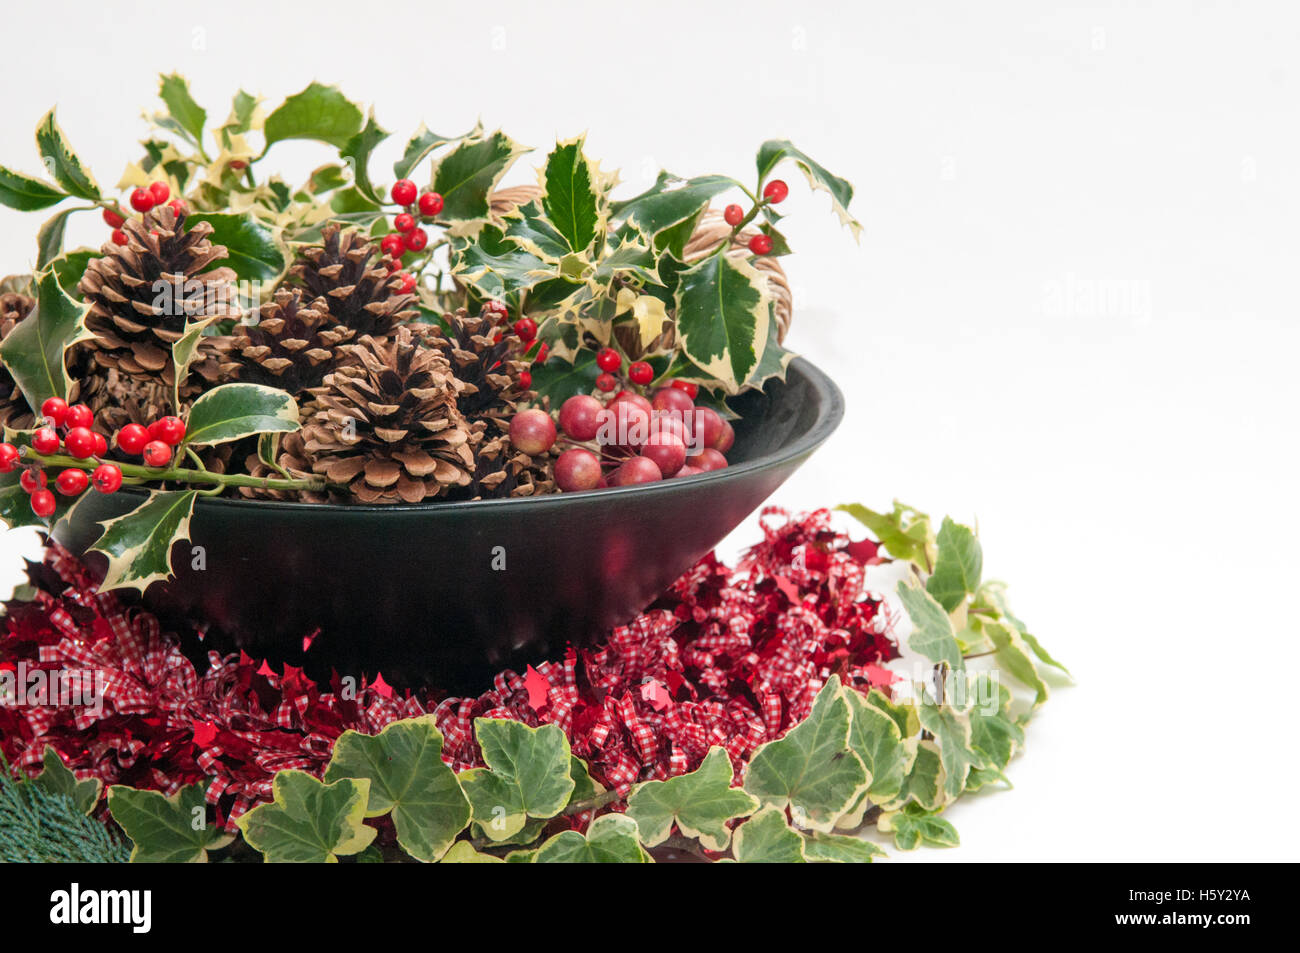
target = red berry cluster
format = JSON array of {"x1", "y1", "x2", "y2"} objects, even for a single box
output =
[
  {"x1": 477, "y1": 299, "x2": 547, "y2": 372},
  {"x1": 116, "y1": 416, "x2": 186, "y2": 468},
  {"x1": 103, "y1": 180, "x2": 186, "y2": 245},
  {"x1": 381, "y1": 179, "x2": 446, "y2": 288},
  {"x1": 722, "y1": 177, "x2": 788, "y2": 256},
  {"x1": 0, "y1": 398, "x2": 124, "y2": 517}
]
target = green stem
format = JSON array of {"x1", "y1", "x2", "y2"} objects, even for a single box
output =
[{"x1": 24, "y1": 451, "x2": 327, "y2": 494}]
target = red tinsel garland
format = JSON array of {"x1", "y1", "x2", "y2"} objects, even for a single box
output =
[{"x1": 0, "y1": 508, "x2": 898, "y2": 830}]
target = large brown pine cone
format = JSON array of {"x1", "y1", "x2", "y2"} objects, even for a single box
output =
[
  {"x1": 286, "y1": 224, "x2": 416, "y2": 339},
  {"x1": 213, "y1": 288, "x2": 354, "y2": 396}
]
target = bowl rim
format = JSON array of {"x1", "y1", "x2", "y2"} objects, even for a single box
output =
[{"x1": 106, "y1": 356, "x2": 844, "y2": 517}]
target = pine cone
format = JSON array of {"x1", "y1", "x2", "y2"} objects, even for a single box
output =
[
  {"x1": 286, "y1": 224, "x2": 416, "y2": 338},
  {"x1": 0, "y1": 288, "x2": 36, "y2": 430},
  {"x1": 76, "y1": 207, "x2": 239, "y2": 387},
  {"x1": 68, "y1": 361, "x2": 171, "y2": 434},
  {"x1": 300, "y1": 327, "x2": 473, "y2": 503},
  {"x1": 214, "y1": 288, "x2": 354, "y2": 396}
]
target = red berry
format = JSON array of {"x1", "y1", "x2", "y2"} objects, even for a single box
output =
[
  {"x1": 148, "y1": 181, "x2": 171, "y2": 205},
  {"x1": 642, "y1": 431, "x2": 687, "y2": 477},
  {"x1": 715, "y1": 419, "x2": 736, "y2": 453},
  {"x1": 554, "y1": 448, "x2": 602, "y2": 492},
  {"x1": 31, "y1": 427, "x2": 59, "y2": 455},
  {"x1": 650, "y1": 413, "x2": 689, "y2": 444},
  {"x1": 724, "y1": 204, "x2": 744, "y2": 226},
  {"x1": 111, "y1": 229, "x2": 129, "y2": 246},
  {"x1": 748, "y1": 234, "x2": 774, "y2": 255},
  {"x1": 92, "y1": 463, "x2": 123, "y2": 494},
  {"x1": 483, "y1": 300, "x2": 510, "y2": 321},
  {"x1": 92, "y1": 432, "x2": 108, "y2": 457},
  {"x1": 763, "y1": 179, "x2": 789, "y2": 204},
  {"x1": 143, "y1": 440, "x2": 172, "y2": 468},
  {"x1": 513, "y1": 317, "x2": 537, "y2": 342},
  {"x1": 596, "y1": 348, "x2": 621, "y2": 372},
  {"x1": 40, "y1": 397, "x2": 68, "y2": 427},
  {"x1": 652, "y1": 386, "x2": 694, "y2": 415},
  {"x1": 532, "y1": 343, "x2": 549, "y2": 365},
  {"x1": 405, "y1": 227, "x2": 428, "y2": 252},
  {"x1": 611, "y1": 390, "x2": 654, "y2": 416},
  {"x1": 65, "y1": 403, "x2": 93, "y2": 430},
  {"x1": 611, "y1": 456, "x2": 662, "y2": 486},
  {"x1": 391, "y1": 179, "x2": 418, "y2": 206},
  {"x1": 30, "y1": 489, "x2": 56, "y2": 518},
  {"x1": 595, "y1": 372, "x2": 617, "y2": 392},
  {"x1": 396, "y1": 271, "x2": 417, "y2": 294},
  {"x1": 64, "y1": 427, "x2": 96, "y2": 459},
  {"x1": 559, "y1": 395, "x2": 603, "y2": 441},
  {"x1": 116, "y1": 423, "x2": 149, "y2": 455},
  {"x1": 129, "y1": 187, "x2": 155, "y2": 212},
  {"x1": 55, "y1": 468, "x2": 88, "y2": 496},
  {"x1": 154, "y1": 416, "x2": 186, "y2": 446},
  {"x1": 169, "y1": 198, "x2": 188, "y2": 216},
  {"x1": 670, "y1": 379, "x2": 699, "y2": 400},
  {"x1": 693, "y1": 407, "x2": 725, "y2": 450},
  {"x1": 418, "y1": 191, "x2": 444, "y2": 217},
  {"x1": 688, "y1": 447, "x2": 729, "y2": 472},
  {"x1": 0, "y1": 443, "x2": 18, "y2": 473},
  {"x1": 380, "y1": 233, "x2": 406, "y2": 258},
  {"x1": 394, "y1": 212, "x2": 416, "y2": 233},
  {"x1": 518, "y1": 370, "x2": 532, "y2": 390},
  {"x1": 628, "y1": 361, "x2": 654, "y2": 386},
  {"x1": 102, "y1": 207, "x2": 126, "y2": 228},
  {"x1": 385, "y1": 259, "x2": 400, "y2": 274},
  {"x1": 604, "y1": 400, "x2": 652, "y2": 450},
  {"x1": 20, "y1": 469, "x2": 45, "y2": 493},
  {"x1": 674, "y1": 464, "x2": 703, "y2": 479},
  {"x1": 509, "y1": 409, "x2": 557, "y2": 455}
]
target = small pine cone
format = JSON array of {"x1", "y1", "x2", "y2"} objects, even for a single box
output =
[
  {"x1": 76, "y1": 207, "x2": 240, "y2": 387},
  {"x1": 214, "y1": 288, "x2": 354, "y2": 396},
  {"x1": 300, "y1": 327, "x2": 473, "y2": 503},
  {"x1": 286, "y1": 224, "x2": 416, "y2": 338},
  {"x1": 465, "y1": 423, "x2": 557, "y2": 500},
  {"x1": 0, "y1": 288, "x2": 36, "y2": 429}
]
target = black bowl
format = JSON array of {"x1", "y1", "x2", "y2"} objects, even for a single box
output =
[{"x1": 54, "y1": 357, "x2": 843, "y2": 690}]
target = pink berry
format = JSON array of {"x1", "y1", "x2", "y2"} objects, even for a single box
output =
[
  {"x1": 558, "y1": 395, "x2": 603, "y2": 441},
  {"x1": 641, "y1": 431, "x2": 687, "y2": 477},
  {"x1": 611, "y1": 456, "x2": 662, "y2": 485},
  {"x1": 601, "y1": 400, "x2": 651, "y2": 450},
  {"x1": 509, "y1": 409, "x2": 557, "y2": 455},
  {"x1": 688, "y1": 448, "x2": 728, "y2": 472},
  {"x1": 674, "y1": 464, "x2": 703, "y2": 479},
  {"x1": 714, "y1": 419, "x2": 735, "y2": 453},
  {"x1": 692, "y1": 407, "x2": 724, "y2": 450},
  {"x1": 555, "y1": 448, "x2": 602, "y2": 492},
  {"x1": 651, "y1": 386, "x2": 694, "y2": 415}
]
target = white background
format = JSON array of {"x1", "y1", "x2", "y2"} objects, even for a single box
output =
[{"x1": 2, "y1": 0, "x2": 1296, "y2": 861}]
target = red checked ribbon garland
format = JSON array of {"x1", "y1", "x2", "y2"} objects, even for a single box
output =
[{"x1": 0, "y1": 508, "x2": 899, "y2": 829}]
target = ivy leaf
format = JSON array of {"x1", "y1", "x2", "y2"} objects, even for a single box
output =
[
  {"x1": 35, "y1": 208, "x2": 76, "y2": 270},
  {"x1": 458, "y1": 719, "x2": 575, "y2": 842},
  {"x1": 183, "y1": 382, "x2": 300, "y2": 447},
  {"x1": 394, "y1": 122, "x2": 479, "y2": 180},
  {"x1": 975, "y1": 581, "x2": 1070, "y2": 676},
  {"x1": 339, "y1": 111, "x2": 390, "y2": 206},
  {"x1": 755, "y1": 139, "x2": 860, "y2": 239},
  {"x1": 35, "y1": 109, "x2": 99, "y2": 200},
  {"x1": 88, "y1": 490, "x2": 199, "y2": 593},
  {"x1": 107, "y1": 781, "x2": 233, "y2": 863},
  {"x1": 0, "y1": 165, "x2": 66, "y2": 211},
  {"x1": 926, "y1": 517, "x2": 983, "y2": 611},
  {"x1": 844, "y1": 688, "x2": 908, "y2": 805},
  {"x1": 878, "y1": 802, "x2": 960, "y2": 851},
  {"x1": 541, "y1": 138, "x2": 602, "y2": 253},
  {"x1": 612, "y1": 172, "x2": 738, "y2": 246},
  {"x1": 440, "y1": 841, "x2": 505, "y2": 863},
  {"x1": 533, "y1": 813, "x2": 651, "y2": 863},
  {"x1": 626, "y1": 747, "x2": 759, "y2": 851},
  {"x1": 835, "y1": 501, "x2": 936, "y2": 570},
  {"x1": 983, "y1": 619, "x2": 1049, "y2": 709},
  {"x1": 157, "y1": 74, "x2": 207, "y2": 148},
  {"x1": 430, "y1": 131, "x2": 527, "y2": 229},
  {"x1": 262, "y1": 83, "x2": 364, "y2": 152},
  {"x1": 185, "y1": 212, "x2": 286, "y2": 282},
  {"x1": 674, "y1": 251, "x2": 771, "y2": 391},
  {"x1": 916, "y1": 691, "x2": 981, "y2": 803},
  {"x1": 323, "y1": 716, "x2": 470, "y2": 863},
  {"x1": 968, "y1": 680, "x2": 1025, "y2": 769},
  {"x1": 732, "y1": 807, "x2": 807, "y2": 863},
  {"x1": 236, "y1": 770, "x2": 375, "y2": 863},
  {"x1": 0, "y1": 269, "x2": 92, "y2": 410},
  {"x1": 897, "y1": 581, "x2": 965, "y2": 672},
  {"x1": 33, "y1": 746, "x2": 100, "y2": 815},
  {"x1": 801, "y1": 831, "x2": 886, "y2": 863},
  {"x1": 744, "y1": 676, "x2": 868, "y2": 832},
  {"x1": 890, "y1": 740, "x2": 944, "y2": 812}
]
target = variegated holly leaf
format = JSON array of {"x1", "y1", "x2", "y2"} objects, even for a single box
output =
[
  {"x1": 340, "y1": 111, "x2": 390, "y2": 206},
  {"x1": 35, "y1": 208, "x2": 77, "y2": 270},
  {"x1": 430, "y1": 131, "x2": 527, "y2": 230},
  {"x1": 533, "y1": 813, "x2": 650, "y2": 864},
  {"x1": 440, "y1": 841, "x2": 505, "y2": 863},
  {"x1": 448, "y1": 223, "x2": 550, "y2": 300},
  {"x1": 755, "y1": 139, "x2": 860, "y2": 239},
  {"x1": 107, "y1": 781, "x2": 233, "y2": 863},
  {"x1": 171, "y1": 320, "x2": 213, "y2": 413},
  {"x1": 844, "y1": 687, "x2": 909, "y2": 806},
  {"x1": 185, "y1": 212, "x2": 286, "y2": 282},
  {"x1": 926, "y1": 516, "x2": 983, "y2": 611},
  {"x1": 35, "y1": 109, "x2": 99, "y2": 200},
  {"x1": 236, "y1": 770, "x2": 375, "y2": 863},
  {"x1": 458, "y1": 719, "x2": 574, "y2": 842},
  {"x1": 836, "y1": 500, "x2": 936, "y2": 570},
  {"x1": 732, "y1": 807, "x2": 806, "y2": 863},
  {"x1": 324, "y1": 716, "x2": 470, "y2": 863},
  {"x1": 615, "y1": 289, "x2": 671, "y2": 350},
  {"x1": 33, "y1": 746, "x2": 101, "y2": 814},
  {"x1": 156, "y1": 74, "x2": 207, "y2": 148},
  {"x1": 674, "y1": 251, "x2": 770, "y2": 391},
  {"x1": 0, "y1": 165, "x2": 65, "y2": 211},
  {"x1": 48, "y1": 248, "x2": 96, "y2": 298},
  {"x1": 745, "y1": 303, "x2": 794, "y2": 389},
  {"x1": 744, "y1": 677, "x2": 868, "y2": 832},
  {"x1": 541, "y1": 138, "x2": 603, "y2": 254},
  {"x1": 262, "y1": 82, "x2": 363, "y2": 152},
  {"x1": 0, "y1": 466, "x2": 77, "y2": 530},
  {"x1": 626, "y1": 747, "x2": 759, "y2": 851},
  {"x1": 878, "y1": 802, "x2": 960, "y2": 851},
  {"x1": 0, "y1": 269, "x2": 92, "y2": 410},
  {"x1": 88, "y1": 489, "x2": 198, "y2": 593},
  {"x1": 217, "y1": 90, "x2": 260, "y2": 148},
  {"x1": 595, "y1": 237, "x2": 661, "y2": 287},
  {"x1": 898, "y1": 581, "x2": 965, "y2": 672},
  {"x1": 394, "y1": 121, "x2": 481, "y2": 180},
  {"x1": 613, "y1": 172, "x2": 738, "y2": 249},
  {"x1": 501, "y1": 199, "x2": 571, "y2": 263},
  {"x1": 183, "y1": 383, "x2": 300, "y2": 447},
  {"x1": 801, "y1": 831, "x2": 886, "y2": 863}
]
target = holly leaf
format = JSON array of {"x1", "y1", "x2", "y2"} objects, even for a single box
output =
[
  {"x1": 744, "y1": 306, "x2": 795, "y2": 390},
  {"x1": 801, "y1": 831, "x2": 886, "y2": 863},
  {"x1": 533, "y1": 813, "x2": 651, "y2": 863},
  {"x1": 107, "y1": 781, "x2": 233, "y2": 863},
  {"x1": 47, "y1": 248, "x2": 96, "y2": 298},
  {"x1": 926, "y1": 517, "x2": 983, "y2": 611},
  {"x1": 626, "y1": 747, "x2": 759, "y2": 851},
  {"x1": 35, "y1": 208, "x2": 76, "y2": 271},
  {"x1": 183, "y1": 382, "x2": 300, "y2": 447},
  {"x1": 324, "y1": 716, "x2": 470, "y2": 863},
  {"x1": 732, "y1": 807, "x2": 806, "y2": 863},
  {"x1": 755, "y1": 139, "x2": 860, "y2": 239},
  {"x1": 88, "y1": 489, "x2": 198, "y2": 593},
  {"x1": 458, "y1": 719, "x2": 575, "y2": 842},
  {"x1": 744, "y1": 677, "x2": 868, "y2": 832},
  {"x1": 835, "y1": 501, "x2": 936, "y2": 570},
  {"x1": 844, "y1": 687, "x2": 908, "y2": 806},
  {"x1": 430, "y1": 131, "x2": 527, "y2": 229},
  {"x1": 897, "y1": 581, "x2": 965, "y2": 672},
  {"x1": 440, "y1": 841, "x2": 505, "y2": 863},
  {"x1": 541, "y1": 138, "x2": 602, "y2": 253},
  {"x1": 878, "y1": 802, "x2": 960, "y2": 851},
  {"x1": 340, "y1": 111, "x2": 390, "y2": 206},
  {"x1": 528, "y1": 348, "x2": 600, "y2": 405},
  {"x1": 185, "y1": 212, "x2": 286, "y2": 282},
  {"x1": 0, "y1": 165, "x2": 66, "y2": 211},
  {"x1": 0, "y1": 269, "x2": 92, "y2": 410},
  {"x1": 157, "y1": 74, "x2": 207, "y2": 148},
  {"x1": 394, "y1": 122, "x2": 479, "y2": 180},
  {"x1": 171, "y1": 320, "x2": 213, "y2": 413},
  {"x1": 448, "y1": 223, "x2": 550, "y2": 300},
  {"x1": 674, "y1": 250, "x2": 771, "y2": 391},
  {"x1": 33, "y1": 746, "x2": 100, "y2": 815},
  {"x1": 262, "y1": 83, "x2": 364, "y2": 152},
  {"x1": 35, "y1": 109, "x2": 99, "y2": 200},
  {"x1": 612, "y1": 172, "x2": 738, "y2": 246},
  {"x1": 236, "y1": 770, "x2": 375, "y2": 863}
]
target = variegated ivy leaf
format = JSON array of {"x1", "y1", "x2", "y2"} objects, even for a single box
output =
[
  {"x1": 975, "y1": 581, "x2": 1071, "y2": 676},
  {"x1": 889, "y1": 739, "x2": 945, "y2": 812},
  {"x1": 468, "y1": 753, "x2": 595, "y2": 848},
  {"x1": 33, "y1": 746, "x2": 101, "y2": 815},
  {"x1": 625, "y1": 747, "x2": 759, "y2": 851},
  {"x1": 458, "y1": 719, "x2": 574, "y2": 842},
  {"x1": 186, "y1": 212, "x2": 287, "y2": 283},
  {"x1": 156, "y1": 74, "x2": 207, "y2": 149},
  {"x1": 744, "y1": 676, "x2": 868, "y2": 832},
  {"x1": 926, "y1": 516, "x2": 983, "y2": 612},
  {"x1": 731, "y1": 806, "x2": 807, "y2": 863},
  {"x1": 0, "y1": 165, "x2": 65, "y2": 211},
  {"x1": 183, "y1": 383, "x2": 300, "y2": 447},
  {"x1": 533, "y1": 813, "x2": 651, "y2": 864},
  {"x1": 262, "y1": 82, "x2": 364, "y2": 152},
  {"x1": 898, "y1": 581, "x2": 965, "y2": 672},
  {"x1": 0, "y1": 270, "x2": 92, "y2": 411},
  {"x1": 983, "y1": 618, "x2": 1049, "y2": 710},
  {"x1": 35, "y1": 109, "x2": 99, "y2": 200},
  {"x1": 844, "y1": 687, "x2": 909, "y2": 806},
  {"x1": 440, "y1": 841, "x2": 505, "y2": 863},
  {"x1": 340, "y1": 110, "x2": 390, "y2": 206},
  {"x1": 430, "y1": 131, "x2": 528, "y2": 232},
  {"x1": 755, "y1": 139, "x2": 861, "y2": 240},
  {"x1": 801, "y1": 831, "x2": 886, "y2": 863},
  {"x1": 916, "y1": 685, "x2": 982, "y2": 803},
  {"x1": 612, "y1": 171, "x2": 738, "y2": 251},
  {"x1": 89, "y1": 490, "x2": 199, "y2": 593},
  {"x1": 108, "y1": 781, "x2": 233, "y2": 863},
  {"x1": 541, "y1": 138, "x2": 603, "y2": 254},
  {"x1": 835, "y1": 500, "x2": 936, "y2": 570},
  {"x1": 674, "y1": 250, "x2": 771, "y2": 392},
  {"x1": 235, "y1": 770, "x2": 375, "y2": 863},
  {"x1": 878, "y1": 802, "x2": 960, "y2": 851},
  {"x1": 324, "y1": 716, "x2": 470, "y2": 863},
  {"x1": 968, "y1": 679, "x2": 1025, "y2": 769}
]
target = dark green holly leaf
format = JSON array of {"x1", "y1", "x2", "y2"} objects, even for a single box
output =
[
  {"x1": 33, "y1": 746, "x2": 100, "y2": 815},
  {"x1": 107, "y1": 781, "x2": 233, "y2": 862},
  {"x1": 235, "y1": 770, "x2": 375, "y2": 863},
  {"x1": 430, "y1": 131, "x2": 526, "y2": 227},
  {"x1": 674, "y1": 250, "x2": 771, "y2": 391},
  {"x1": 0, "y1": 165, "x2": 66, "y2": 211},
  {"x1": 183, "y1": 382, "x2": 300, "y2": 447},
  {"x1": 0, "y1": 269, "x2": 91, "y2": 410},
  {"x1": 324, "y1": 716, "x2": 471, "y2": 863},
  {"x1": 262, "y1": 82, "x2": 364, "y2": 152},
  {"x1": 529, "y1": 348, "x2": 599, "y2": 405},
  {"x1": 878, "y1": 802, "x2": 959, "y2": 850},
  {"x1": 755, "y1": 139, "x2": 860, "y2": 239},
  {"x1": 897, "y1": 581, "x2": 965, "y2": 672},
  {"x1": 801, "y1": 830, "x2": 886, "y2": 863},
  {"x1": 626, "y1": 747, "x2": 759, "y2": 851},
  {"x1": 835, "y1": 500, "x2": 936, "y2": 569},
  {"x1": 542, "y1": 138, "x2": 602, "y2": 253},
  {"x1": 926, "y1": 516, "x2": 983, "y2": 611},
  {"x1": 758, "y1": 223, "x2": 793, "y2": 257},
  {"x1": 613, "y1": 171, "x2": 737, "y2": 242},
  {"x1": 340, "y1": 111, "x2": 390, "y2": 205},
  {"x1": 88, "y1": 490, "x2": 198, "y2": 593},
  {"x1": 35, "y1": 208, "x2": 76, "y2": 270},
  {"x1": 731, "y1": 807, "x2": 806, "y2": 863},
  {"x1": 449, "y1": 224, "x2": 550, "y2": 300},
  {"x1": 533, "y1": 814, "x2": 650, "y2": 863},
  {"x1": 47, "y1": 247, "x2": 96, "y2": 298},
  {"x1": 185, "y1": 212, "x2": 286, "y2": 282},
  {"x1": 157, "y1": 74, "x2": 207, "y2": 148},
  {"x1": 457, "y1": 719, "x2": 574, "y2": 842},
  {"x1": 35, "y1": 110, "x2": 99, "y2": 200}
]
